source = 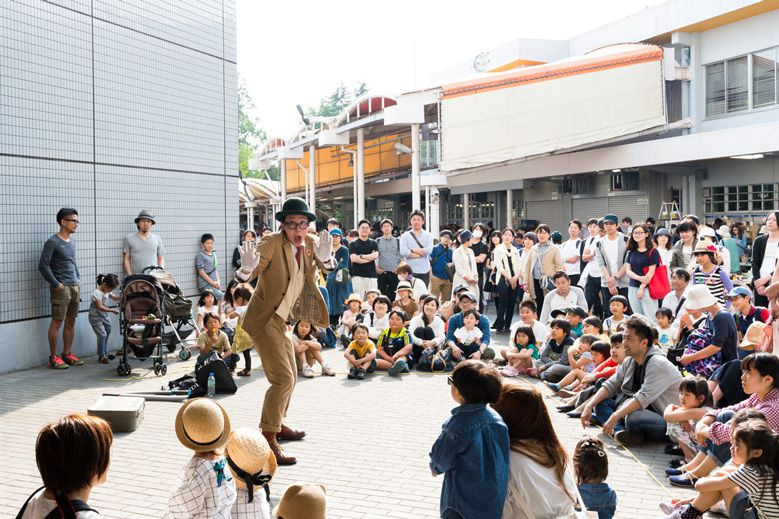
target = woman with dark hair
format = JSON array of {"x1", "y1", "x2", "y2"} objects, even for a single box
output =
[
  {"x1": 670, "y1": 221, "x2": 698, "y2": 271},
  {"x1": 730, "y1": 222, "x2": 747, "y2": 258},
  {"x1": 472, "y1": 223, "x2": 490, "y2": 313},
  {"x1": 325, "y1": 229, "x2": 353, "y2": 327},
  {"x1": 751, "y1": 211, "x2": 779, "y2": 307},
  {"x1": 453, "y1": 230, "x2": 480, "y2": 299},
  {"x1": 485, "y1": 230, "x2": 503, "y2": 312},
  {"x1": 493, "y1": 383, "x2": 582, "y2": 518},
  {"x1": 232, "y1": 229, "x2": 257, "y2": 270},
  {"x1": 492, "y1": 228, "x2": 522, "y2": 333},
  {"x1": 625, "y1": 223, "x2": 661, "y2": 322}
]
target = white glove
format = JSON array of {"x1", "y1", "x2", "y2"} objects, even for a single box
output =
[
  {"x1": 314, "y1": 229, "x2": 333, "y2": 262},
  {"x1": 239, "y1": 241, "x2": 259, "y2": 274}
]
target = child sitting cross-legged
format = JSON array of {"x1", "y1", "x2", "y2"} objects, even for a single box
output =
[
  {"x1": 545, "y1": 337, "x2": 610, "y2": 398},
  {"x1": 500, "y1": 326, "x2": 539, "y2": 377},
  {"x1": 574, "y1": 437, "x2": 617, "y2": 519},
  {"x1": 376, "y1": 309, "x2": 414, "y2": 377},
  {"x1": 663, "y1": 378, "x2": 714, "y2": 465},
  {"x1": 344, "y1": 323, "x2": 377, "y2": 380},
  {"x1": 197, "y1": 313, "x2": 238, "y2": 373},
  {"x1": 508, "y1": 300, "x2": 549, "y2": 348},
  {"x1": 532, "y1": 318, "x2": 575, "y2": 382},
  {"x1": 290, "y1": 320, "x2": 334, "y2": 378}
]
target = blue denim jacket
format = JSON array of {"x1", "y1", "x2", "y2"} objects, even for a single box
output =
[
  {"x1": 430, "y1": 403, "x2": 509, "y2": 519},
  {"x1": 578, "y1": 482, "x2": 617, "y2": 519}
]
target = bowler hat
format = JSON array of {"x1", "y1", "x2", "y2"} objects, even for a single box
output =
[
  {"x1": 275, "y1": 197, "x2": 316, "y2": 223},
  {"x1": 135, "y1": 209, "x2": 156, "y2": 224}
]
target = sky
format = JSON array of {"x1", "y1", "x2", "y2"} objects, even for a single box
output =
[{"x1": 236, "y1": 0, "x2": 668, "y2": 138}]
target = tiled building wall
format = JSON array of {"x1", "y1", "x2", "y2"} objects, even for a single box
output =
[{"x1": 0, "y1": 0, "x2": 238, "y2": 373}]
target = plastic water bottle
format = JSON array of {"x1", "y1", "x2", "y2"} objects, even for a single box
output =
[{"x1": 207, "y1": 372, "x2": 216, "y2": 398}]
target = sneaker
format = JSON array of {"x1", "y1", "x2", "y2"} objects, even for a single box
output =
[
  {"x1": 543, "y1": 381, "x2": 561, "y2": 393},
  {"x1": 501, "y1": 365, "x2": 519, "y2": 377},
  {"x1": 614, "y1": 430, "x2": 645, "y2": 446},
  {"x1": 356, "y1": 368, "x2": 366, "y2": 380},
  {"x1": 400, "y1": 359, "x2": 410, "y2": 373},
  {"x1": 668, "y1": 474, "x2": 698, "y2": 488},
  {"x1": 347, "y1": 367, "x2": 357, "y2": 380},
  {"x1": 556, "y1": 404, "x2": 575, "y2": 413},
  {"x1": 665, "y1": 467, "x2": 685, "y2": 476},
  {"x1": 388, "y1": 359, "x2": 407, "y2": 377},
  {"x1": 98, "y1": 356, "x2": 110, "y2": 364},
  {"x1": 62, "y1": 353, "x2": 83, "y2": 366},
  {"x1": 665, "y1": 443, "x2": 684, "y2": 456},
  {"x1": 322, "y1": 364, "x2": 335, "y2": 376},
  {"x1": 668, "y1": 458, "x2": 685, "y2": 469},
  {"x1": 662, "y1": 504, "x2": 702, "y2": 519},
  {"x1": 302, "y1": 365, "x2": 315, "y2": 378},
  {"x1": 49, "y1": 355, "x2": 69, "y2": 370}
]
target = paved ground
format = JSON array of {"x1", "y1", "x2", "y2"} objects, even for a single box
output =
[{"x1": 3, "y1": 312, "x2": 719, "y2": 519}]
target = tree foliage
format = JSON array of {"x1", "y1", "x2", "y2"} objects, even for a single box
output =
[
  {"x1": 238, "y1": 79, "x2": 278, "y2": 180},
  {"x1": 308, "y1": 82, "x2": 369, "y2": 117}
]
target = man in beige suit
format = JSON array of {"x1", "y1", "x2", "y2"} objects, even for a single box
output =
[{"x1": 237, "y1": 197, "x2": 334, "y2": 465}]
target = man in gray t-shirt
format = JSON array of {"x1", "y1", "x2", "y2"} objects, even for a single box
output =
[{"x1": 123, "y1": 210, "x2": 165, "y2": 275}]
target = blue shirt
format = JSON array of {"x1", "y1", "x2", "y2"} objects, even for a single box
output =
[
  {"x1": 430, "y1": 403, "x2": 510, "y2": 519},
  {"x1": 431, "y1": 243, "x2": 453, "y2": 279},
  {"x1": 578, "y1": 482, "x2": 617, "y2": 519},
  {"x1": 399, "y1": 229, "x2": 434, "y2": 274},
  {"x1": 446, "y1": 313, "x2": 491, "y2": 346}
]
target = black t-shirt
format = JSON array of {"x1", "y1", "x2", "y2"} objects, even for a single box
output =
[
  {"x1": 349, "y1": 238, "x2": 379, "y2": 278},
  {"x1": 471, "y1": 241, "x2": 488, "y2": 276},
  {"x1": 625, "y1": 248, "x2": 661, "y2": 287},
  {"x1": 708, "y1": 310, "x2": 739, "y2": 363}
]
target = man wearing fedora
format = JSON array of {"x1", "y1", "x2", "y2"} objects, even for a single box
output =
[
  {"x1": 237, "y1": 197, "x2": 334, "y2": 465},
  {"x1": 123, "y1": 209, "x2": 165, "y2": 275}
]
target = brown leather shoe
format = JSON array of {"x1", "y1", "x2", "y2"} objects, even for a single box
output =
[
  {"x1": 262, "y1": 430, "x2": 297, "y2": 465},
  {"x1": 277, "y1": 423, "x2": 306, "y2": 441}
]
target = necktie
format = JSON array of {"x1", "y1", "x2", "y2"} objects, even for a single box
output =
[{"x1": 295, "y1": 246, "x2": 303, "y2": 267}]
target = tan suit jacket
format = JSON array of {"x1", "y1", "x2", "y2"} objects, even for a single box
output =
[{"x1": 243, "y1": 232, "x2": 330, "y2": 337}]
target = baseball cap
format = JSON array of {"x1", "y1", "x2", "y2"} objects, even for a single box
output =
[
  {"x1": 458, "y1": 291, "x2": 478, "y2": 303},
  {"x1": 728, "y1": 286, "x2": 753, "y2": 299}
]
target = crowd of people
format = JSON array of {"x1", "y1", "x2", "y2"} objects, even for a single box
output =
[{"x1": 33, "y1": 201, "x2": 779, "y2": 518}]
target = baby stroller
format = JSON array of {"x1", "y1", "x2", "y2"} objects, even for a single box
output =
[
  {"x1": 144, "y1": 266, "x2": 195, "y2": 361},
  {"x1": 118, "y1": 274, "x2": 167, "y2": 377}
]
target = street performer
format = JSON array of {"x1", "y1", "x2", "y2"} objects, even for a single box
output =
[{"x1": 236, "y1": 197, "x2": 334, "y2": 465}]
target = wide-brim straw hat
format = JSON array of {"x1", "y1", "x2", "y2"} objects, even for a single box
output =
[
  {"x1": 685, "y1": 285, "x2": 718, "y2": 311},
  {"x1": 275, "y1": 197, "x2": 316, "y2": 223},
  {"x1": 344, "y1": 293, "x2": 363, "y2": 306},
  {"x1": 175, "y1": 398, "x2": 231, "y2": 452},
  {"x1": 740, "y1": 321, "x2": 767, "y2": 349},
  {"x1": 225, "y1": 427, "x2": 277, "y2": 491},
  {"x1": 273, "y1": 483, "x2": 327, "y2": 519},
  {"x1": 396, "y1": 281, "x2": 413, "y2": 292}
]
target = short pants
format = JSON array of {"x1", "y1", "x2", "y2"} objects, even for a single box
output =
[{"x1": 51, "y1": 284, "x2": 80, "y2": 321}]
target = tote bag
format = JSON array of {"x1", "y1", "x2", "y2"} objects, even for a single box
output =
[{"x1": 644, "y1": 248, "x2": 671, "y2": 300}]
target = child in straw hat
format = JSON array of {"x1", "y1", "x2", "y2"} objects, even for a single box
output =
[
  {"x1": 273, "y1": 483, "x2": 327, "y2": 519},
  {"x1": 168, "y1": 398, "x2": 236, "y2": 518},
  {"x1": 338, "y1": 293, "x2": 363, "y2": 347},
  {"x1": 226, "y1": 427, "x2": 276, "y2": 519}
]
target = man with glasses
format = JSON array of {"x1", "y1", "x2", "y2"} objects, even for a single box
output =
[
  {"x1": 236, "y1": 197, "x2": 335, "y2": 466},
  {"x1": 38, "y1": 208, "x2": 84, "y2": 369}
]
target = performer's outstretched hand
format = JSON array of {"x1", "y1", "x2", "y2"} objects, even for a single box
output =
[
  {"x1": 314, "y1": 229, "x2": 333, "y2": 261},
  {"x1": 239, "y1": 240, "x2": 260, "y2": 273}
]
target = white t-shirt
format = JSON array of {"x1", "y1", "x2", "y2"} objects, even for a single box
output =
[
  {"x1": 20, "y1": 488, "x2": 102, "y2": 519},
  {"x1": 656, "y1": 324, "x2": 677, "y2": 351},
  {"x1": 547, "y1": 291, "x2": 581, "y2": 315},
  {"x1": 581, "y1": 236, "x2": 601, "y2": 279},
  {"x1": 502, "y1": 450, "x2": 578, "y2": 519},
  {"x1": 760, "y1": 239, "x2": 779, "y2": 278},
  {"x1": 509, "y1": 320, "x2": 549, "y2": 346},
  {"x1": 602, "y1": 235, "x2": 620, "y2": 277},
  {"x1": 454, "y1": 326, "x2": 483, "y2": 345},
  {"x1": 560, "y1": 239, "x2": 581, "y2": 276}
]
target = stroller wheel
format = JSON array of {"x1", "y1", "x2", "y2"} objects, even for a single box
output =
[
  {"x1": 117, "y1": 364, "x2": 131, "y2": 377},
  {"x1": 179, "y1": 348, "x2": 191, "y2": 361},
  {"x1": 153, "y1": 365, "x2": 160, "y2": 375},
  {"x1": 160, "y1": 365, "x2": 168, "y2": 376}
]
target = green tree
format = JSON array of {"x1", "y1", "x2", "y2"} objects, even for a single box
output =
[
  {"x1": 308, "y1": 82, "x2": 369, "y2": 117},
  {"x1": 238, "y1": 79, "x2": 278, "y2": 180}
]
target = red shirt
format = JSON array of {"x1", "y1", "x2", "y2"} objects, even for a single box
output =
[{"x1": 593, "y1": 357, "x2": 619, "y2": 380}]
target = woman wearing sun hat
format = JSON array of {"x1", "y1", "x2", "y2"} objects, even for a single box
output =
[
  {"x1": 168, "y1": 398, "x2": 236, "y2": 517},
  {"x1": 226, "y1": 427, "x2": 277, "y2": 518}
]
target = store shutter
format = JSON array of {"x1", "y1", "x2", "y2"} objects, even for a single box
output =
[
  {"x1": 607, "y1": 195, "x2": 648, "y2": 224},
  {"x1": 526, "y1": 200, "x2": 564, "y2": 230},
  {"x1": 571, "y1": 197, "x2": 608, "y2": 224}
]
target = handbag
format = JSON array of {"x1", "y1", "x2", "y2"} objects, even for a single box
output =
[
  {"x1": 445, "y1": 262, "x2": 456, "y2": 281},
  {"x1": 643, "y1": 248, "x2": 670, "y2": 300}
]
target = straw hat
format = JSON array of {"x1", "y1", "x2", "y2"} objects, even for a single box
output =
[
  {"x1": 344, "y1": 293, "x2": 363, "y2": 306},
  {"x1": 684, "y1": 285, "x2": 718, "y2": 311},
  {"x1": 225, "y1": 427, "x2": 277, "y2": 496},
  {"x1": 740, "y1": 321, "x2": 767, "y2": 350},
  {"x1": 273, "y1": 483, "x2": 327, "y2": 519},
  {"x1": 396, "y1": 281, "x2": 413, "y2": 293},
  {"x1": 693, "y1": 239, "x2": 717, "y2": 254},
  {"x1": 175, "y1": 398, "x2": 231, "y2": 452}
]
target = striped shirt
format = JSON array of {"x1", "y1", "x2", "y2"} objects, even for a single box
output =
[
  {"x1": 692, "y1": 265, "x2": 733, "y2": 305},
  {"x1": 727, "y1": 464, "x2": 779, "y2": 519}
]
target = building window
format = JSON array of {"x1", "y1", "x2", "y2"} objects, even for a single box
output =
[
  {"x1": 706, "y1": 47, "x2": 779, "y2": 117},
  {"x1": 726, "y1": 56, "x2": 748, "y2": 112},
  {"x1": 753, "y1": 48, "x2": 777, "y2": 108},
  {"x1": 703, "y1": 184, "x2": 777, "y2": 214},
  {"x1": 706, "y1": 62, "x2": 726, "y2": 116}
]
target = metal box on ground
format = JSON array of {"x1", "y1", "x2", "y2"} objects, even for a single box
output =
[{"x1": 88, "y1": 396, "x2": 145, "y2": 432}]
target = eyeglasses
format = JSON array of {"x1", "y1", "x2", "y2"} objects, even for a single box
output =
[
  {"x1": 283, "y1": 221, "x2": 309, "y2": 231},
  {"x1": 65, "y1": 219, "x2": 79, "y2": 224},
  {"x1": 447, "y1": 376, "x2": 454, "y2": 386}
]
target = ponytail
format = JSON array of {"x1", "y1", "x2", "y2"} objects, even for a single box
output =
[{"x1": 96, "y1": 274, "x2": 119, "y2": 290}]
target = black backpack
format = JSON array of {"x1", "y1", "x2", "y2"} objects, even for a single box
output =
[
  {"x1": 195, "y1": 351, "x2": 237, "y2": 394},
  {"x1": 17, "y1": 487, "x2": 97, "y2": 519}
]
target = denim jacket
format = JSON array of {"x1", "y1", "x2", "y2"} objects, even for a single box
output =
[
  {"x1": 578, "y1": 482, "x2": 617, "y2": 519},
  {"x1": 429, "y1": 403, "x2": 509, "y2": 519}
]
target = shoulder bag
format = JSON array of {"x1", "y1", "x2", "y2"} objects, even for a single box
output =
[{"x1": 644, "y1": 248, "x2": 671, "y2": 300}]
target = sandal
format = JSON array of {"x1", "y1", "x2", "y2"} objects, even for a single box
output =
[{"x1": 237, "y1": 369, "x2": 251, "y2": 377}]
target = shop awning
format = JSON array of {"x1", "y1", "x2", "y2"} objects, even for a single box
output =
[{"x1": 439, "y1": 44, "x2": 667, "y2": 172}]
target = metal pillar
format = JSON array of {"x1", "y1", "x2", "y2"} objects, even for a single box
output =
[
  {"x1": 280, "y1": 160, "x2": 287, "y2": 202},
  {"x1": 425, "y1": 186, "x2": 430, "y2": 219},
  {"x1": 309, "y1": 145, "x2": 316, "y2": 212},
  {"x1": 430, "y1": 188, "x2": 440, "y2": 238},
  {"x1": 462, "y1": 192, "x2": 470, "y2": 230},
  {"x1": 411, "y1": 123, "x2": 421, "y2": 211},
  {"x1": 506, "y1": 189, "x2": 513, "y2": 229},
  {"x1": 356, "y1": 128, "x2": 365, "y2": 222},
  {"x1": 246, "y1": 203, "x2": 255, "y2": 231}
]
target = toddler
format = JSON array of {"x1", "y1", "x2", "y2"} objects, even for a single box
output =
[
  {"x1": 656, "y1": 307, "x2": 677, "y2": 352},
  {"x1": 338, "y1": 294, "x2": 363, "y2": 347},
  {"x1": 450, "y1": 309, "x2": 485, "y2": 363},
  {"x1": 604, "y1": 295, "x2": 629, "y2": 335},
  {"x1": 18, "y1": 414, "x2": 112, "y2": 518},
  {"x1": 574, "y1": 437, "x2": 617, "y2": 519},
  {"x1": 663, "y1": 378, "x2": 714, "y2": 464},
  {"x1": 500, "y1": 325, "x2": 539, "y2": 376},
  {"x1": 88, "y1": 273, "x2": 120, "y2": 363},
  {"x1": 430, "y1": 360, "x2": 509, "y2": 519},
  {"x1": 291, "y1": 320, "x2": 334, "y2": 377},
  {"x1": 546, "y1": 338, "x2": 609, "y2": 397},
  {"x1": 228, "y1": 287, "x2": 254, "y2": 377},
  {"x1": 362, "y1": 288, "x2": 380, "y2": 313},
  {"x1": 168, "y1": 398, "x2": 236, "y2": 517},
  {"x1": 376, "y1": 309, "x2": 414, "y2": 376},
  {"x1": 226, "y1": 427, "x2": 275, "y2": 519},
  {"x1": 344, "y1": 323, "x2": 377, "y2": 380}
]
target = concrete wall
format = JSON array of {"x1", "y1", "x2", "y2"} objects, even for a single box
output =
[{"x1": 0, "y1": 0, "x2": 238, "y2": 373}]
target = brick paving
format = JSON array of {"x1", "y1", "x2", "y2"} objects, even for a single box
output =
[{"x1": 2, "y1": 312, "x2": 722, "y2": 519}]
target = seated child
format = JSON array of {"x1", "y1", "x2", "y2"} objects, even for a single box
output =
[
  {"x1": 509, "y1": 300, "x2": 549, "y2": 346},
  {"x1": 290, "y1": 320, "x2": 334, "y2": 378},
  {"x1": 663, "y1": 377, "x2": 714, "y2": 464},
  {"x1": 500, "y1": 325, "x2": 539, "y2": 377},
  {"x1": 604, "y1": 296, "x2": 629, "y2": 335},
  {"x1": 364, "y1": 295, "x2": 391, "y2": 341},
  {"x1": 226, "y1": 427, "x2": 275, "y2": 519},
  {"x1": 275, "y1": 484, "x2": 327, "y2": 519},
  {"x1": 449, "y1": 309, "x2": 485, "y2": 362},
  {"x1": 228, "y1": 287, "x2": 254, "y2": 377},
  {"x1": 362, "y1": 288, "x2": 380, "y2": 313},
  {"x1": 533, "y1": 318, "x2": 575, "y2": 382},
  {"x1": 18, "y1": 414, "x2": 112, "y2": 518},
  {"x1": 197, "y1": 313, "x2": 238, "y2": 372},
  {"x1": 196, "y1": 289, "x2": 223, "y2": 335},
  {"x1": 582, "y1": 316, "x2": 609, "y2": 343},
  {"x1": 376, "y1": 309, "x2": 414, "y2": 377},
  {"x1": 393, "y1": 281, "x2": 419, "y2": 320},
  {"x1": 546, "y1": 337, "x2": 609, "y2": 397},
  {"x1": 338, "y1": 294, "x2": 363, "y2": 347},
  {"x1": 574, "y1": 437, "x2": 617, "y2": 519},
  {"x1": 656, "y1": 307, "x2": 678, "y2": 352},
  {"x1": 168, "y1": 398, "x2": 236, "y2": 517},
  {"x1": 429, "y1": 360, "x2": 509, "y2": 519},
  {"x1": 566, "y1": 306, "x2": 587, "y2": 338},
  {"x1": 344, "y1": 323, "x2": 377, "y2": 380},
  {"x1": 396, "y1": 261, "x2": 428, "y2": 300}
]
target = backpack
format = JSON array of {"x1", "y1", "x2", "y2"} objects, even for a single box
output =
[
  {"x1": 17, "y1": 487, "x2": 97, "y2": 519},
  {"x1": 195, "y1": 351, "x2": 237, "y2": 394}
]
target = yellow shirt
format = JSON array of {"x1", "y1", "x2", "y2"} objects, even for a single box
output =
[{"x1": 347, "y1": 339, "x2": 376, "y2": 358}]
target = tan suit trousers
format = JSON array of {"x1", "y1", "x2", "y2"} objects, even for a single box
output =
[{"x1": 256, "y1": 314, "x2": 296, "y2": 433}]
